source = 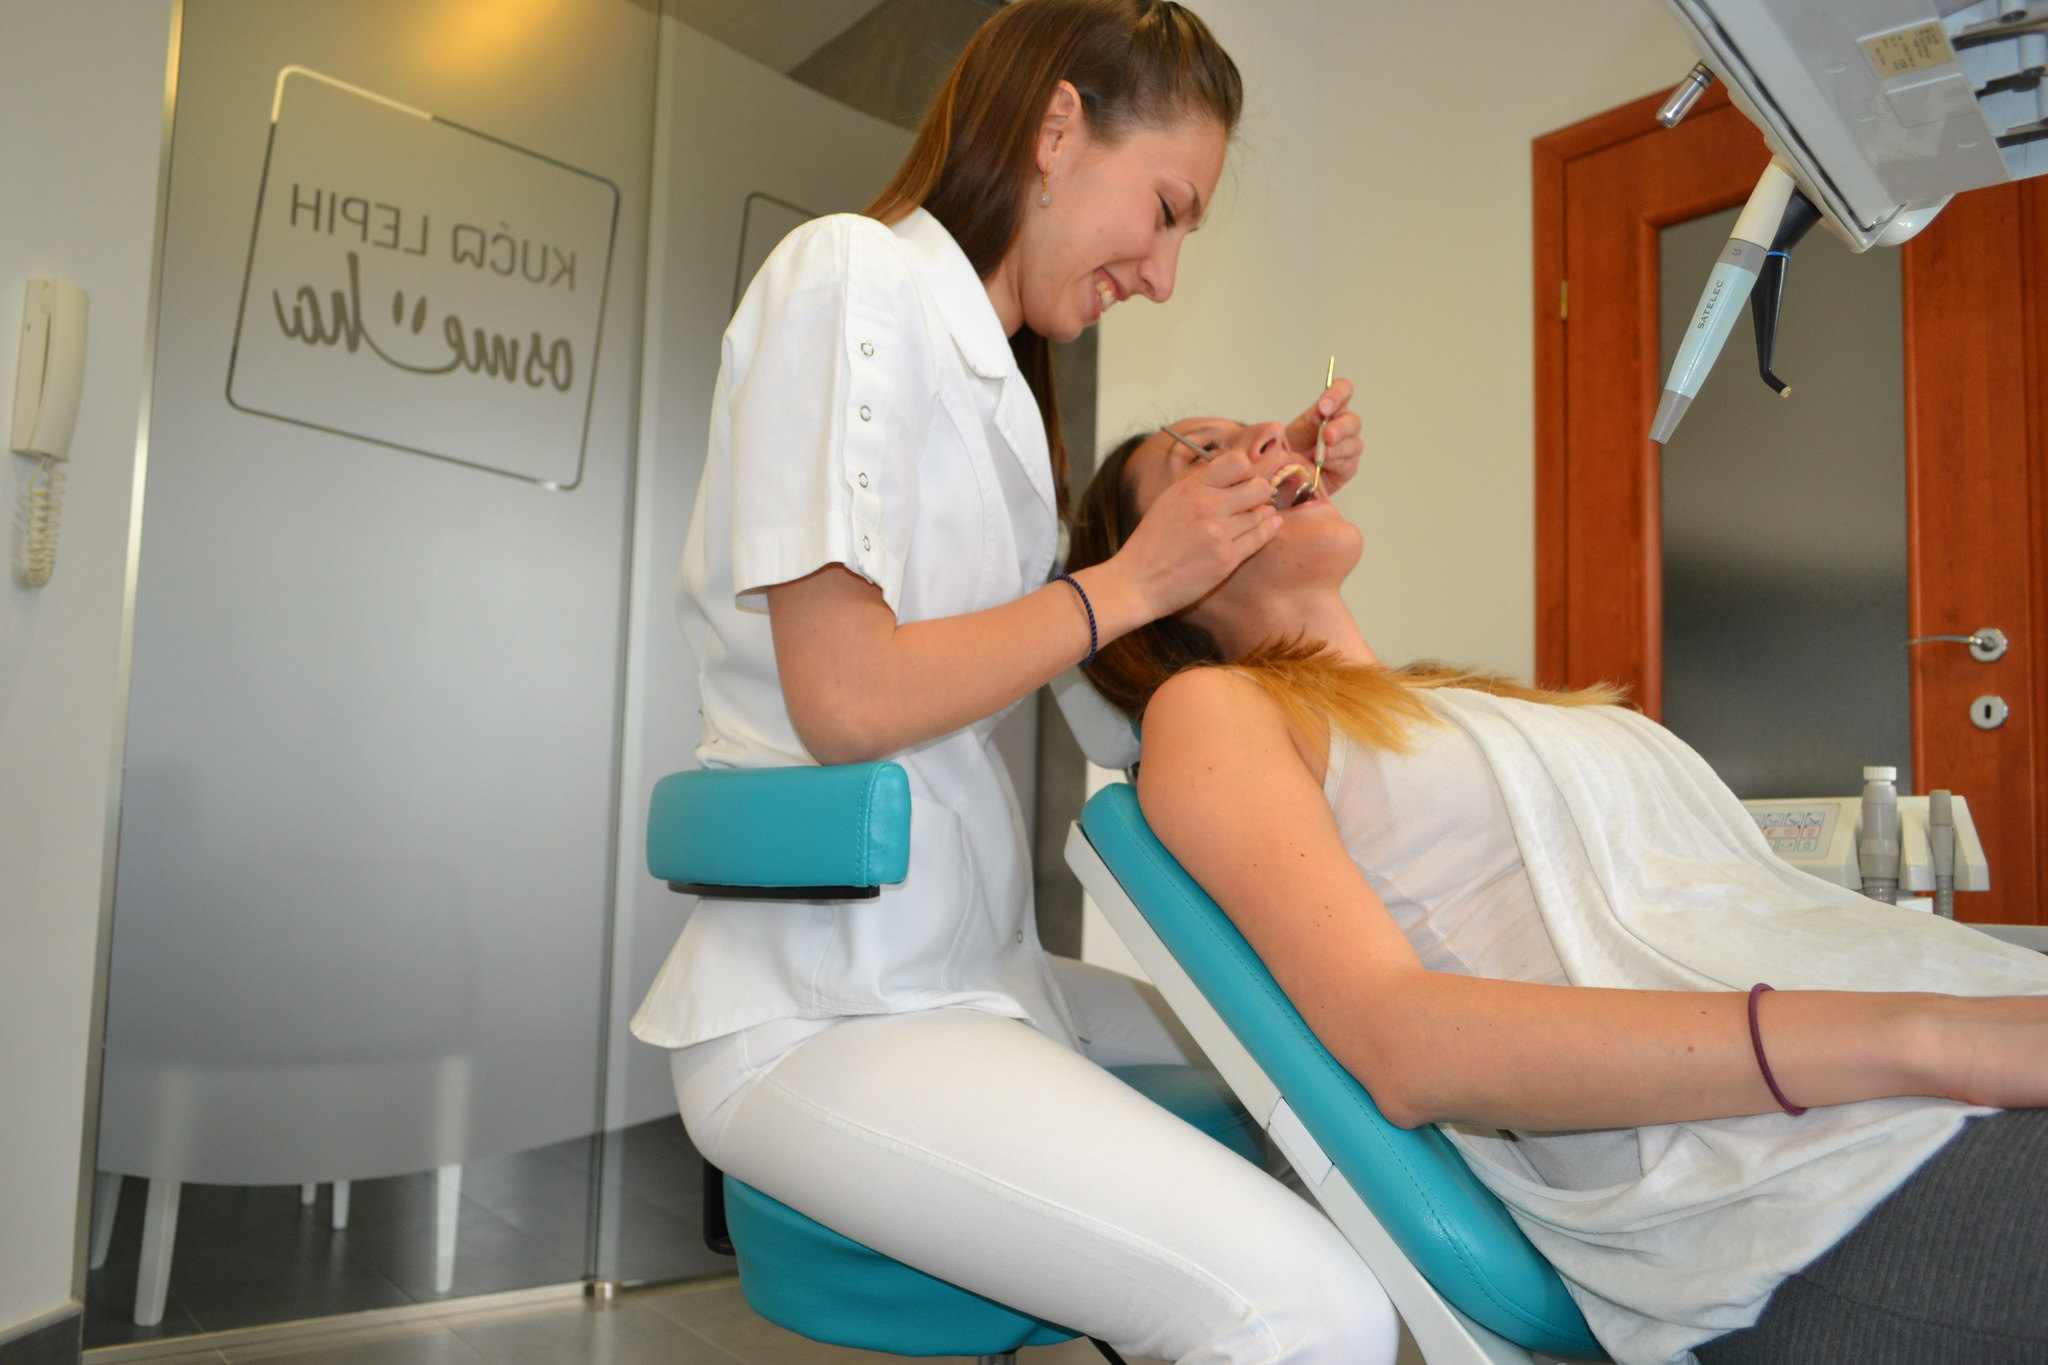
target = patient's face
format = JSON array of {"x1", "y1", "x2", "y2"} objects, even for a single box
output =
[
  {"x1": 1123, "y1": 418, "x2": 1360, "y2": 594},
  {"x1": 1127, "y1": 419, "x2": 1299, "y2": 516}
]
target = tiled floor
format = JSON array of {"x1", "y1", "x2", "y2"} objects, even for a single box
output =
[
  {"x1": 84, "y1": 1115, "x2": 1423, "y2": 1365},
  {"x1": 86, "y1": 1118, "x2": 728, "y2": 1349},
  {"x1": 84, "y1": 1279, "x2": 1146, "y2": 1365}
]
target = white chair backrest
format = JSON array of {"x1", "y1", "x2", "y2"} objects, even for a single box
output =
[{"x1": 1049, "y1": 668, "x2": 1142, "y2": 771}]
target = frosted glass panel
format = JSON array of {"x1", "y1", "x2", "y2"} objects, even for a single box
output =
[
  {"x1": 1658, "y1": 208, "x2": 1911, "y2": 797},
  {"x1": 91, "y1": 0, "x2": 655, "y2": 1339}
]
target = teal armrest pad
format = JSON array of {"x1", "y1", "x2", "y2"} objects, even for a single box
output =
[
  {"x1": 648, "y1": 763, "x2": 911, "y2": 893},
  {"x1": 1080, "y1": 783, "x2": 1602, "y2": 1360}
]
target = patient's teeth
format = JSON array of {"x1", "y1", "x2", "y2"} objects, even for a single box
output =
[{"x1": 1270, "y1": 463, "x2": 1308, "y2": 487}]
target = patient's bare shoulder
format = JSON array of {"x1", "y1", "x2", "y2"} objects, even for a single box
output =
[
  {"x1": 1144, "y1": 666, "x2": 1276, "y2": 738},
  {"x1": 1140, "y1": 666, "x2": 1323, "y2": 784}
]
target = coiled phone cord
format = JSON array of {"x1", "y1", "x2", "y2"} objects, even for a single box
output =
[{"x1": 17, "y1": 454, "x2": 65, "y2": 587}]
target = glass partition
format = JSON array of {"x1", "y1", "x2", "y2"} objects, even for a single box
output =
[{"x1": 87, "y1": 0, "x2": 658, "y2": 1340}]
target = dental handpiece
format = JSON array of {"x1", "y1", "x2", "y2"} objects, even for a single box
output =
[
  {"x1": 1650, "y1": 161, "x2": 1801, "y2": 445},
  {"x1": 1857, "y1": 765, "x2": 1901, "y2": 905}
]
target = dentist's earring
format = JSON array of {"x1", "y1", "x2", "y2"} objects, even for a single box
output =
[{"x1": 1039, "y1": 171, "x2": 1051, "y2": 207}]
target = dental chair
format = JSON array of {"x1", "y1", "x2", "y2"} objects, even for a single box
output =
[
  {"x1": 1067, "y1": 787, "x2": 1602, "y2": 1365},
  {"x1": 645, "y1": 761, "x2": 1265, "y2": 1364},
  {"x1": 1050, "y1": 672, "x2": 1604, "y2": 1365}
]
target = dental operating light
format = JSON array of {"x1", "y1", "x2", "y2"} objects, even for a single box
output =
[{"x1": 1650, "y1": 0, "x2": 2048, "y2": 442}]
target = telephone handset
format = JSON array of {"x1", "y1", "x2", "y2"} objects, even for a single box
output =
[{"x1": 11, "y1": 278, "x2": 88, "y2": 587}]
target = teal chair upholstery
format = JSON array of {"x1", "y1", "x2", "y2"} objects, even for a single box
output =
[
  {"x1": 648, "y1": 762, "x2": 1263, "y2": 1361},
  {"x1": 1073, "y1": 783, "x2": 1603, "y2": 1362}
]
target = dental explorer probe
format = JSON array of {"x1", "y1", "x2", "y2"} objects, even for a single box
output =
[
  {"x1": 1309, "y1": 354, "x2": 1334, "y2": 496},
  {"x1": 1158, "y1": 424, "x2": 1318, "y2": 509},
  {"x1": 1158, "y1": 424, "x2": 1216, "y2": 461}
]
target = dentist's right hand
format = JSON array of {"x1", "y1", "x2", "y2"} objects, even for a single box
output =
[
  {"x1": 769, "y1": 452, "x2": 1278, "y2": 766},
  {"x1": 1082, "y1": 449, "x2": 1283, "y2": 624}
]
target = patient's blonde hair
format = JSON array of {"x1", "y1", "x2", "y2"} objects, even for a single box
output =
[{"x1": 1067, "y1": 432, "x2": 1623, "y2": 752}]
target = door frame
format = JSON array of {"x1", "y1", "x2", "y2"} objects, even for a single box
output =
[{"x1": 1533, "y1": 88, "x2": 2046, "y2": 924}]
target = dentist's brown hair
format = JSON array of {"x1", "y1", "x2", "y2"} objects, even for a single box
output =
[{"x1": 866, "y1": 0, "x2": 1242, "y2": 517}]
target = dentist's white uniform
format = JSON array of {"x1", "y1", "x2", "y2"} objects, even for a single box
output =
[{"x1": 633, "y1": 208, "x2": 1394, "y2": 1365}]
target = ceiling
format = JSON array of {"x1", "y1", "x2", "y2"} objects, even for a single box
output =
[{"x1": 667, "y1": 0, "x2": 1000, "y2": 128}]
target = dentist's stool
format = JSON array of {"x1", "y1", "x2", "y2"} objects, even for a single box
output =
[{"x1": 648, "y1": 762, "x2": 1264, "y2": 1363}]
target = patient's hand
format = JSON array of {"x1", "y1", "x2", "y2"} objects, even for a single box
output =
[{"x1": 1286, "y1": 377, "x2": 1361, "y2": 493}]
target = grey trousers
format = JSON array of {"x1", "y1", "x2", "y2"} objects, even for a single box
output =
[{"x1": 1696, "y1": 1107, "x2": 2048, "y2": 1364}]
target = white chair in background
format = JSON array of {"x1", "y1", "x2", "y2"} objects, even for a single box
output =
[
  {"x1": 96, "y1": 781, "x2": 480, "y2": 1325},
  {"x1": 90, "y1": 1165, "x2": 465, "y2": 1322}
]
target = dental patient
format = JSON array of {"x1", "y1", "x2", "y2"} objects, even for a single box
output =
[{"x1": 1065, "y1": 418, "x2": 2048, "y2": 1365}]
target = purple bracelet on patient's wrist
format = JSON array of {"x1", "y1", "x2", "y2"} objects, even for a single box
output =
[{"x1": 1748, "y1": 983, "x2": 1807, "y2": 1116}]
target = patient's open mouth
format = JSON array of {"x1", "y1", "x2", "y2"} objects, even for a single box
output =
[{"x1": 1269, "y1": 463, "x2": 1317, "y2": 509}]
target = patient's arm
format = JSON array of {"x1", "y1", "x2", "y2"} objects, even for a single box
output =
[{"x1": 1136, "y1": 666, "x2": 2048, "y2": 1130}]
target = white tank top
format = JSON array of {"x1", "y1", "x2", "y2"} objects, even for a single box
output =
[
  {"x1": 1322, "y1": 714, "x2": 1567, "y2": 988},
  {"x1": 1321, "y1": 710, "x2": 1647, "y2": 1193}
]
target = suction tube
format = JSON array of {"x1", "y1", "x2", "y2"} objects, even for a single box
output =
[
  {"x1": 1929, "y1": 789, "x2": 1957, "y2": 920},
  {"x1": 1650, "y1": 161, "x2": 1798, "y2": 444},
  {"x1": 1750, "y1": 190, "x2": 1822, "y2": 397}
]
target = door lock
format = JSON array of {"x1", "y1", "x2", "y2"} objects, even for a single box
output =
[{"x1": 1971, "y1": 695, "x2": 2010, "y2": 730}]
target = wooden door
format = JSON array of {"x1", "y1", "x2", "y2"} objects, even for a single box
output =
[{"x1": 1535, "y1": 89, "x2": 2046, "y2": 925}]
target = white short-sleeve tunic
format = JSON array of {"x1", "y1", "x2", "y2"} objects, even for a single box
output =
[{"x1": 631, "y1": 208, "x2": 1080, "y2": 1053}]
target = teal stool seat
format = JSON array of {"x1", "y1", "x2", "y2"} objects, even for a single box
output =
[{"x1": 724, "y1": 1062, "x2": 1264, "y2": 1356}]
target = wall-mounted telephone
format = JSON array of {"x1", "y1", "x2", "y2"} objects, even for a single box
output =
[{"x1": 11, "y1": 277, "x2": 88, "y2": 587}]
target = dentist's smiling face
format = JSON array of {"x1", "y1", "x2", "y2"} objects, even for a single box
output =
[{"x1": 999, "y1": 112, "x2": 1227, "y2": 342}]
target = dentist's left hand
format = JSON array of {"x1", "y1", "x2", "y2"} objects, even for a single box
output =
[{"x1": 1285, "y1": 377, "x2": 1360, "y2": 493}]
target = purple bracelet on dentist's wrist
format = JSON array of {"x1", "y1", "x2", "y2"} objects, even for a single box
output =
[{"x1": 1055, "y1": 572, "x2": 1098, "y2": 666}]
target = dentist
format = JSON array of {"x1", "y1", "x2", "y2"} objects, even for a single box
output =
[{"x1": 631, "y1": 2, "x2": 1391, "y2": 1361}]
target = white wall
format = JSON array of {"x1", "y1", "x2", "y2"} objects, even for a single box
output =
[
  {"x1": 0, "y1": 0, "x2": 176, "y2": 1337},
  {"x1": 1097, "y1": 0, "x2": 1696, "y2": 678}
]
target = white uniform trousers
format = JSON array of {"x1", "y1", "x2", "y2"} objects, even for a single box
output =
[{"x1": 671, "y1": 957, "x2": 1400, "y2": 1365}]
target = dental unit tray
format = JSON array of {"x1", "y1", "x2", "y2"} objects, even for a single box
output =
[
  {"x1": 1741, "y1": 792, "x2": 1989, "y2": 895},
  {"x1": 1658, "y1": 0, "x2": 2048, "y2": 251},
  {"x1": 1647, "y1": 0, "x2": 2048, "y2": 440},
  {"x1": 1067, "y1": 786, "x2": 1606, "y2": 1365},
  {"x1": 647, "y1": 761, "x2": 911, "y2": 899}
]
